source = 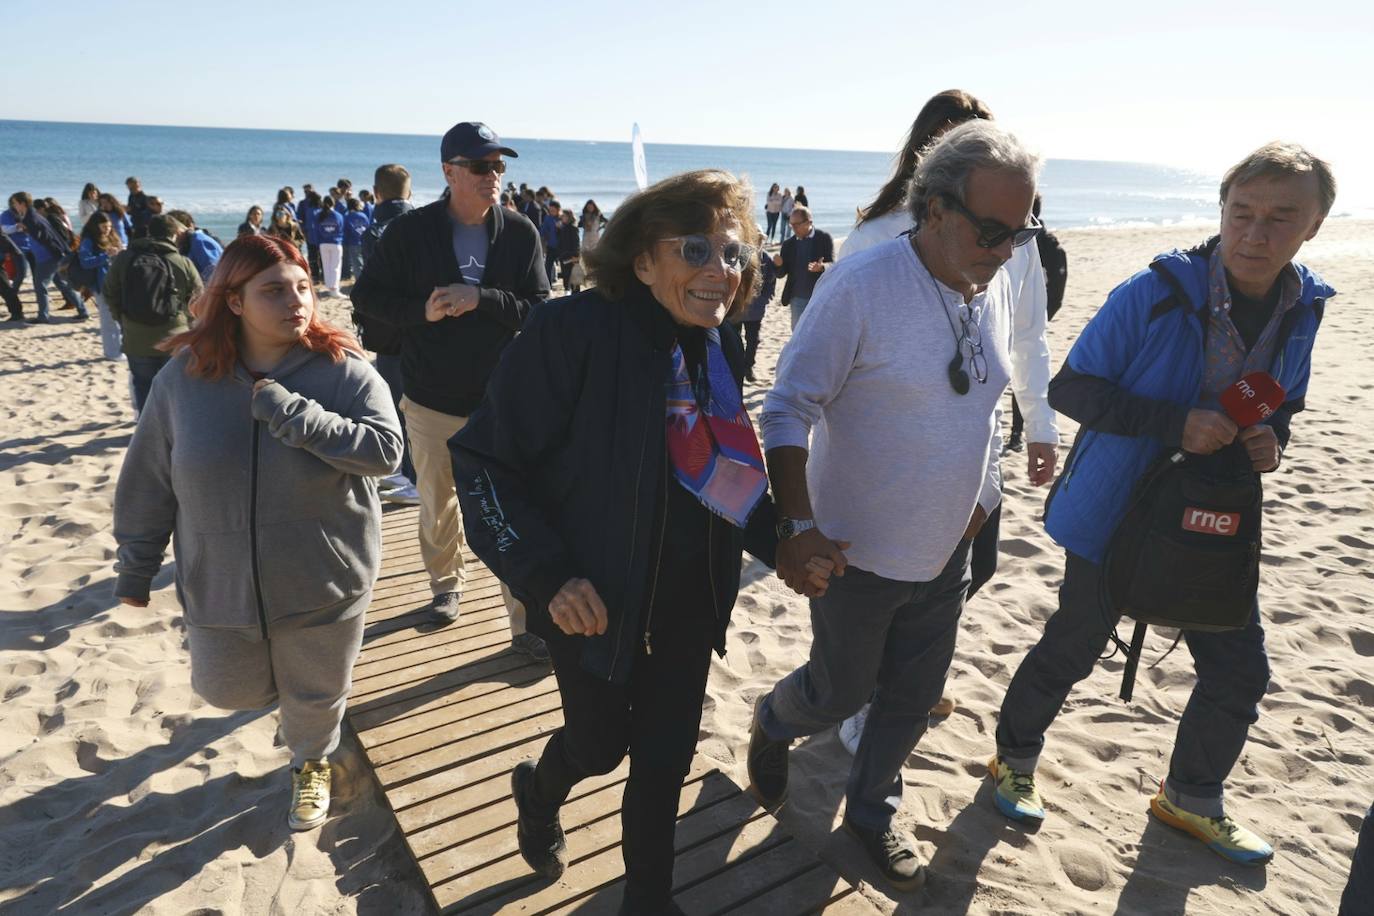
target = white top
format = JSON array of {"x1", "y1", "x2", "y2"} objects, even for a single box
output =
[
  {"x1": 761, "y1": 238, "x2": 1010, "y2": 582},
  {"x1": 838, "y1": 209, "x2": 1058, "y2": 444}
]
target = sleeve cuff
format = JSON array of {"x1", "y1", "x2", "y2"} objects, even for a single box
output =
[
  {"x1": 251, "y1": 382, "x2": 294, "y2": 422},
  {"x1": 115, "y1": 572, "x2": 153, "y2": 602}
]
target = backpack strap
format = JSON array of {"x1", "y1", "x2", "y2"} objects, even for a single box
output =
[{"x1": 1119, "y1": 621, "x2": 1148, "y2": 702}]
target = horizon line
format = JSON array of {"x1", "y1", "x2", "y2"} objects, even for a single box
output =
[{"x1": 0, "y1": 117, "x2": 1206, "y2": 174}]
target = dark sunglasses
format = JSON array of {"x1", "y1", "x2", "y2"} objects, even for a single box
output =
[
  {"x1": 940, "y1": 193, "x2": 1041, "y2": 249},
  {"x1": 449, "y1": 159, "x2": 507, "y2": 176},
  {"x1": 660, "y1": 235, "x2": 755, "y2": 271}
]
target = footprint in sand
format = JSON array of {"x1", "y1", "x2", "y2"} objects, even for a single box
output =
[{"x1": 1055, "y1": 841, "x2": 1114, "y2": 891}]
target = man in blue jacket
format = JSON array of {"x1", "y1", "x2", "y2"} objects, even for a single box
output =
[{"x1": 987, "y1": 143, "x2": 1336, "y2": 867}]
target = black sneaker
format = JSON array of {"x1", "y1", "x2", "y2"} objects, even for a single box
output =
[
  {"x1": 430, "y1": 591, "x2": 461, "y2": 623},
  {"x1": 511, "y1": 760, "x2": 567, "y2": 878},
  {"x1": 511, "y1": 632, "x2": 550, "y2": 662},
  {"x1": 1003, "y1": 435, "x2": 1024, "y2": 454},
  {"x1": 746, "y1": 696, "x2": 789, "y2": 812},
  {"x1": 843, "y1": 817, "x2": 926, "y2": 891}
]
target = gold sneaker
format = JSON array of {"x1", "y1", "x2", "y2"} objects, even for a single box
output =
[{"x1": 288, "y1": 759, "x2": 332, "y2": 831}]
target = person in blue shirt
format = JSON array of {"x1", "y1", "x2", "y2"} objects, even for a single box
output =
[
  {"x1": 299, "y1": 189, "x2": 323, "y2": 282},
  {"x1": 4, "y1": 192, "x2": 87, "y2": 322},
  {"x1": 539, "y1": 200, "x2": 562, "y2": 287},
  {"x1": 168, "y1": 210, "x2": 225, "y2": 282},
  {"x1": 98, "y1": 194, "x2": 133, "y2": 246},
  {"x1": 315, "y1": 196, "x2": 345, "y2": 297},
  {"x1": 358, "y1": 189, "x2": 376, "y2": 220},
  {"x1": 78, "y1": 211, "x2": 125, "y2": 358},
  {"x1": 342, "y1": 199, "x2": 370, "y2": 284}
]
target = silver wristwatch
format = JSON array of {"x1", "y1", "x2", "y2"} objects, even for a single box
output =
[{"x1": 776, "y1": 517, "x2": 817, "y2": 540}]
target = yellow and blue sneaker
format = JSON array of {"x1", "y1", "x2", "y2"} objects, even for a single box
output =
[
  {"x1": 988, "y1": 756, "x2": 1045, "y2": 824},
  {"x1": 1149, "y1": 782, "x2": 1273, "y2": 866}
]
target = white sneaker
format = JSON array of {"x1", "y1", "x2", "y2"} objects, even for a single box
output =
[
  {"x1": 377, "y1": 472, "x2": 409, "y2": 492},
  {"x1": 381, "y1": 482, "x2": 420, "y2": 505},
  {"x1": 839, "y1": 703, "x2": 870, "y2": 756}
]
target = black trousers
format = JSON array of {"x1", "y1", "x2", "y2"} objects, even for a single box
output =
[
  {"x1": 742, "y1": 320, "x2": 762, "y2": 372},
  {"x1": 967, "y1": 502, "x2": 1002, "y2": 598},
  {"x1": 529, "y1": 603, "x2": 716, "y2": 907},
  {"x1": 0, "y1": 267, "x2": 21, "y2": 318}
]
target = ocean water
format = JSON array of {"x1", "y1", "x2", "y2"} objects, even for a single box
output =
[{"x1": 2, "y1": 119, "x2": 1230, "y2": 243}]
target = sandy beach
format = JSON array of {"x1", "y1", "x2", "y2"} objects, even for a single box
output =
[{"x1": 2, "y1": 219, "x2": 1371, "y2": 914}]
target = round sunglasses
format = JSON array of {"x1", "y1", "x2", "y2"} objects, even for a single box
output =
[
  {"x1": 940, "y1": 193, "x2": 1042, "y2": 249},
  {"x1": 660, "y1": 235, "x2": 756, "y2": 271}
]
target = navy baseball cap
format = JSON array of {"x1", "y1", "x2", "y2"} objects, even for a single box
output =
[{"x1": 440, "y1": 122, "x2": 518, "y2": 162}]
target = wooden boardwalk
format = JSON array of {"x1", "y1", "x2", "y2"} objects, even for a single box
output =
[{"x1": 345, "y1": 505, "x2": 879, "y2": 915}]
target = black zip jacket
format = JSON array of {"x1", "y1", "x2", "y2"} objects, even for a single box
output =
[
  {"x1": 350, "y1": 199, "x2": 549, "y2": 416},
  {"x1": 450, "y1": 283, "x2": 778, "y2": 685}
]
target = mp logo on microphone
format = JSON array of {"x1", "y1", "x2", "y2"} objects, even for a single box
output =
[{"x1": 1182, "y1": 507, "x2": 1240, "y2": 536}]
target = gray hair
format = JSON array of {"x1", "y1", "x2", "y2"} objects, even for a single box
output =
[
  {"x1": 790, "y1": 204, "x2": 812, "y2": 222},
  {"x1": 907, "y1": 120, "x2": 1042, "y2": 223},
  {"x1": 1220, "y1": 141, "x2": 1336, "y2": 216}
]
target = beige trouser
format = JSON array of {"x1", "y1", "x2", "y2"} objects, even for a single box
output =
[{"x1": 401, "y1": 396, "x2": 525, "y2": 635}]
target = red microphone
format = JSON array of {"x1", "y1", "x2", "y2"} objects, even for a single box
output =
[{"x1": 1220, "y1": 372, "x2": 1286, "y2": 428}]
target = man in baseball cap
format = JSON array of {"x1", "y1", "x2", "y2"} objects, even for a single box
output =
[
  {"x1": 440, "y1": 121, "x2": 519, "y2": 162},
  {"x1": 352, "y1": 121, "x2": 550, "y2": 660}
]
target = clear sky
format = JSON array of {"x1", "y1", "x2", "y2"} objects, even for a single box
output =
[{"x1": 8, "y1": 0, "x2": 1373, "y2": 201}]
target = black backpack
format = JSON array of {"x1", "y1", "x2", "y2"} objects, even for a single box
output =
[
  {"x1": 352, "y1": 207, "x2": 408, "y2": 355},
  {"x1": 121, "y1": 249, "x2": 181, "y2": 325},
  {"x1": 1103, "y1": 441, "x2": 1263, "y2": 700},
  {"x1": 62, "y1": 251, "x2": 99, "y2": 289}
]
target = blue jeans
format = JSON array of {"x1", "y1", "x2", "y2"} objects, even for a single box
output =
[
  {"x1": 788, "y1": 296, "x2": 809, "y2": 331},
  {"x1": 33, "y1": 257, "x2": 86, "y2": 320},
  {"x1": 760, "y1": 540, "x2": 972, "y2": 830},
  {"x1": 374, "y1": 353, "x2": 415, "y2": 483},
  {"x1": 128, "y1": 354, "x2": 172, "y2": 413},
  {"x1": 996, "y1": 551, "x2": 1269, "y2": 817},
  {"x1": 343, "y1": 245, "x2": 363, "y2": 282},
  {"x1": 765, "y1": 211, "x2": 780, "y2": 241}
]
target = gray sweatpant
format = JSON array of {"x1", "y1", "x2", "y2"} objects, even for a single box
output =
[{"x1": 188, "y1": 613, "x2": 365, "y2": 767}]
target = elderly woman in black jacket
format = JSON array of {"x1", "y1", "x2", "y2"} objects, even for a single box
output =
[{"x1": 451, "y1": 169, "x2": 834, "y2": 915}]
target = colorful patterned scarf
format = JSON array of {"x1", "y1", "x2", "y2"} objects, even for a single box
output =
[{"x1": 665, "y1": 327, "x2": 768, "y2": 527}]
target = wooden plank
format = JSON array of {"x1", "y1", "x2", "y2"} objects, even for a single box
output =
[
  {"x1": 348, "y1": 652, "x2": 537, "y2": 722},
  {"x1": 407, "y1": 761, "x2": 630, "y2": 860},
  {"x1": 349, "y1": 633, "x2": 523, "y2": 703},
  {"x1": 357, "y1": 604, "x2": 511, "y2": 659},
  {"x1": 351, "y1": 663, "x2": 548, "y2": 735},
  {"x1": 374, "y1": 709, "x2": 565, "y2": 788},
  {"x1": 435, "y1": 767, "x2": 752, "y2": 913},
  {"x1": 356, "y1": 676, "x2": 554, "y2": 748},
  {"x1": 353, "y1": 613, "x2": 514, "y2": 675},
  {"x1": 367, "y1": 687, "x2": 563, "y2": 766}
]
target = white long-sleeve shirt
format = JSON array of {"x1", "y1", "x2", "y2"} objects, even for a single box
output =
[
  {"x1": 838, "y1": 210, "x2": 1058, "y2": 444},
  {"x1": 761, "y1": 237, "x2": 1011, "y2": 582}
]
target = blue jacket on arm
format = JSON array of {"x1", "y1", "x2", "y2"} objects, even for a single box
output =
[{"x1": 1043, "y1": 237, "x2": 1333, "y2": 563}]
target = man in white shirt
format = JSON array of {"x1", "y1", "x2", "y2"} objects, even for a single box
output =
[{"x1": 746, "y1": 121, "x2": 1043, "y2": 891}]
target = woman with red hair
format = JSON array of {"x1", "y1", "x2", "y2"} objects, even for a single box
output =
[{"x1": 112, "y1": 234, "x2": 402, "y2": 831}]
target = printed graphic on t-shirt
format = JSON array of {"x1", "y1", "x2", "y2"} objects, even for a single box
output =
[{"x1": 459, "y1": 255, "x2": 484, "y2": 285}]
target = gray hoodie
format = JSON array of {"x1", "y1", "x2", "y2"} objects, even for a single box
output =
[{"x1": 113, "y1": 345, "x2": 403, "y2": 637}]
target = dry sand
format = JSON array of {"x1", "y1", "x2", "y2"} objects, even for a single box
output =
[{"x1": 1, "y1": 220, "x2": 1370, "y2": 914}]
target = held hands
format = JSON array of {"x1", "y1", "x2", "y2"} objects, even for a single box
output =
[
  {"x1": 772, "y1": 253, "x2": 783, "y2": 268},
  {"x1": 1238, "y1": 424, "x2": 1280, "y2": 472},
  {"x1": 425, "y1": 284, "x2": 478, "y2": 322},
  {"x1": 1026, "y1": 442, "x2": 1058, "y2": 486},
  {"x1": 549, "y1": 577, "x2": 609, "y2": 636},
  {"x1": 1181, "y1": 409, "x2": 1238, "y2": 455},
  {"x1": 777, "y1": 528, "x2": 850, "y2": 598},
  {"x1": 806, "y1": 260, "x2": 825, "y2": 273}
]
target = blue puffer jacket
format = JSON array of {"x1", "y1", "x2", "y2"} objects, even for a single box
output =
[{"x1": 1044, "y1": 238, "x2": 1333, "y2": 563}]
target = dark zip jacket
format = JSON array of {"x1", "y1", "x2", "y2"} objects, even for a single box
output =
[
  {"x1": 350, "y1": 199, "x2": 549, "y2": 416},
  {"x1": 450, "y1": 283, "x2": 778, "y2": 685}
]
